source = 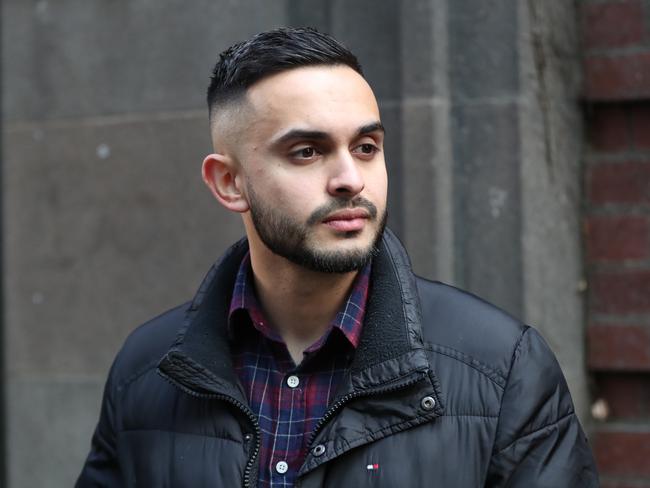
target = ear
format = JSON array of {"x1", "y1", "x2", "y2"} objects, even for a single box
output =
[{"x1": 202, "y1": 153, "x2": 250, "y2": 213}]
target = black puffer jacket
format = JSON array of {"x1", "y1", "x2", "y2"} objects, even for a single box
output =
[{"x1": 77, "y1": 230, "x2": 599, "y2": 487}]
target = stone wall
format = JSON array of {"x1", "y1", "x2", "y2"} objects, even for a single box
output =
[{"x1": 2, "y1": 1, "x2": 590, "y2": 485}]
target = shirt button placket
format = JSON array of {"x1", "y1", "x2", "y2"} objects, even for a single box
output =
[{"x1": 273, "y1": 375, "x2": 299, "y2": 483}]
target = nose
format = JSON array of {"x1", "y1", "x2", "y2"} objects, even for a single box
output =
[{"x1": 326, "y1": 150, "x2": 365, "y2": 197}]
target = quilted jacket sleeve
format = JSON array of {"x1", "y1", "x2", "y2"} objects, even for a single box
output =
[
  {"x1": 485, "y1": 327, "x2": 600, "y2": 487},
  {"x1": 75, "y1": 360, "x2": 121, "y2": 487}
]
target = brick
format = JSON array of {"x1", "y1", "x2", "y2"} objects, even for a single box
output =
[
  {"x1": 591, "y1": 270, "x2": 650, "y2": 314},
  {"x1": 585, "y1": 51, "x2": 650, "y2": 101},
  {"x1": 587, "y1": 105, "x2": 630, "y2": 152},
  {"x1": 585, "y1": 216, "x2": 649, "y2": 261},
  {"x1": 594, "y1": 372, "x2": 650, "y2": 418},
  {"x1": 588, "y1": 162, "x2": 650, "y2": 204},
  {"x1": 601, "y1": 480, "x2": 650, "y2": 488},
  {"x1": 629, "y1": 104, "x2": 650, "y2": 151},
  {"x1": 593, "y1": 430, "x2": 650, "y2": 477},
  {"x1": 589, "y1": 325, "x2": 650, "y2": 370},
  {"x1": 582, "y1": 0, "x2": 646, "y2": 50}
]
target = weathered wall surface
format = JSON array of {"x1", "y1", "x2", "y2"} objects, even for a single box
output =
[
  {"x1": 2, "y1": 1, "x2": 590, "y2": 486},
  {"x1": 518, "y1": 0, "x2": 588, "y2": 421}
]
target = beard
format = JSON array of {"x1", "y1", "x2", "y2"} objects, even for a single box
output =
[{"x1": 246, "y1": 185, "x2": 386, "y2": 273}]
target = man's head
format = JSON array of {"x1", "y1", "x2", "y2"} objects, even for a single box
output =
[{"x1": 202, "y1": 27, "x2": 388, "y2": 274}]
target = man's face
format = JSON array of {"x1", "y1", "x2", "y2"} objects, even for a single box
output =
[{"x1": 232, "y1": 65, "x2": 388, "y2": 273}]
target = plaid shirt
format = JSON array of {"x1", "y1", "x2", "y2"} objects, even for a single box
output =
[{"x1": 228, "y1": 253, "x2": 370, "y2": 488}]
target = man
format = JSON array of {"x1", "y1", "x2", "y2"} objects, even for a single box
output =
[{"x1": 77, "y1": 27, "x2": 599, "y2": 487}]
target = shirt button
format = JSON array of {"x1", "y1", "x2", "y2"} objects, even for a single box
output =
[
  {"x1": 275, "y1": 460, "x2": 289, "y2": 474},
  {"x1": 287, "y1": 375, "x2": 300, "y2": 388}
]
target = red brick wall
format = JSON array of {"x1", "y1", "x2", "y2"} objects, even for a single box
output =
[{"x1": 582, "y1": 1, "x2": 650, "y2": 486}]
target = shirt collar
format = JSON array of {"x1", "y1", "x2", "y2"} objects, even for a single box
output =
[{"x1": 228, "y1": 252, "x2": 370, "y2": 349}]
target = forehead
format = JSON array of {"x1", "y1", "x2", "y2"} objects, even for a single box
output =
[{"x1": 244, "y1": 65, "x2": 380, "y2": 139}]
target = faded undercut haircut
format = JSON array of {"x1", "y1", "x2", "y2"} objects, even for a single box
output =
[{"x1": 207, "y1": 27, "x2": 363, "y2": 119}]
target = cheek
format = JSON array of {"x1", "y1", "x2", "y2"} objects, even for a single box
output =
[
  {"x1": 364, "y1": 165, "x2": 388, "y2": 201},
  {"x1": 274, "y1": 182, "x2": 315, "y2": 210},
  {"x1": 247, "y1": 174, "x2": 315, "y2": 212},
  {"x1": 268, "y1": 170, "x2": 324, "y2": 202}
]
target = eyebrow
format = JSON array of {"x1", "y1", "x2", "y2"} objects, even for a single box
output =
[
  {"x1": 357, "y1": 122, "x2": 385, "y2": 136},
  {"x1": 271, "y1": 121, "x2": 385, "y2": 147}
]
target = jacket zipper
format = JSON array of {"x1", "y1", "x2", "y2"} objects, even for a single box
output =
[
  {"x1": 300, "y1": 370, "x2": 429, "y2": 481},
  {"x1": 158, "y1": 370, "x2": 261, "y2": 488}
]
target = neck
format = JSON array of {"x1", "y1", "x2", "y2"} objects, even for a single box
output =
[{"x1": 248, "y1": 240, "x2": 358, "y2": 364}]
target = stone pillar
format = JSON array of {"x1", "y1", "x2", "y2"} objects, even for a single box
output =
[{"x1": 397, "y1": 0, "x2": 589, "y2": 420}]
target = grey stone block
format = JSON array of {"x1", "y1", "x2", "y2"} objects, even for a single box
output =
[
  {"x1": 4, "y1": 114, "x2": 244, "y2": 377},
  {"x1": 451, "y1": 102, "x2": 522, "y2": 317},
  {"x1": 400, "y1": 101, "x2": 454, "y2": 282},
  {"x1": 7, "y1": 378, "x2": 104, "y2": 488},
  {"x1": 448, "y1": 0, "x2": 519, "y2": 101},
  {"x1": 2, "y1": 0, "x2": 288, "y2": 121},
  {"x1": 287, "y1": 0, "x2": 331, "y2": 31},
  {"x1": 330, "y1": 0, "x2": 402, "y2": 103},
  {"x1": 400, "y1": 0, "x2": 437, "y2": 98},
  {"x1": 401, "y1": 102, "x2": 437, "y2": 278}
]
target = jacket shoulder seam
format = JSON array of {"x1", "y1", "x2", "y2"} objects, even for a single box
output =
[
  {"x1": 489, "y1": 325, "x2": 530, "y2": 457},
  {"x1": 115, "y1": 358, "x2": 160, "y2": 393},
  {"x1": 496, "y1": 410, "x2": 576, "y2": 454},
  {"x1": 502, "y1": 325, "x2": 530, "y2": 393},
  {"x1": 425, "y1": 342, "x2": 507, "y2": 389}
]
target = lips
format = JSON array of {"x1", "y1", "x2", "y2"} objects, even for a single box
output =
[{"x1": 322, "y1": 209, "x2": 370, "y2": 232}]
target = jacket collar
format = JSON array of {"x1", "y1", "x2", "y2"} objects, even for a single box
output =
[{"x1": 158, "y1": 228, "x2": 431, "y2": 402}]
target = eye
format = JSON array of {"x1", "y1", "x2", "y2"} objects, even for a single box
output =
[
  {"x1": 298, "y1": 147, "x2": 316, "y2": 158},
  {"x1": 352, "y1": 142, "x2": 380, "y2": 158},
  {"x1": 289, "y1": 146, "x2": 321, "y2": 161}
]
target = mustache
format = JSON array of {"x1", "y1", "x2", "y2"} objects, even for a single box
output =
[{"x1": 306, "y1": 197, "x2": 378, "y2": 226}]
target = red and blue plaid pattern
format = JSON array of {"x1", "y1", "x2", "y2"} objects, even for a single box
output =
[{"x1": 229, "y1": 253, "x2": 369, "y2": 487}]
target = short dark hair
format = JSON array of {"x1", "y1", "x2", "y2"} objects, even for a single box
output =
[{"x1": 207, "y1": 27, "x2": 363, "y2": 117}]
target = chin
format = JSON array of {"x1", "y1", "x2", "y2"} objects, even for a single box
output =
[{"x1": 315, "y1": 228, "x2": 372, "y2": 248}]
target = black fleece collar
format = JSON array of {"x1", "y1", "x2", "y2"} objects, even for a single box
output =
[{"x1": 158, "y1": 228, "x2": 429, "y2": 400}]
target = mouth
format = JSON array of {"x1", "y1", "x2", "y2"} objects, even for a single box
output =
[{"x1": 322, "y1": 208, "x2": 370, "y2": 232}]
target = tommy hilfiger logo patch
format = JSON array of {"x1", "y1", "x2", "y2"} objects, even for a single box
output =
[{"x1": 366, "y1": 464, "x2": 380, "y2": 471}]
